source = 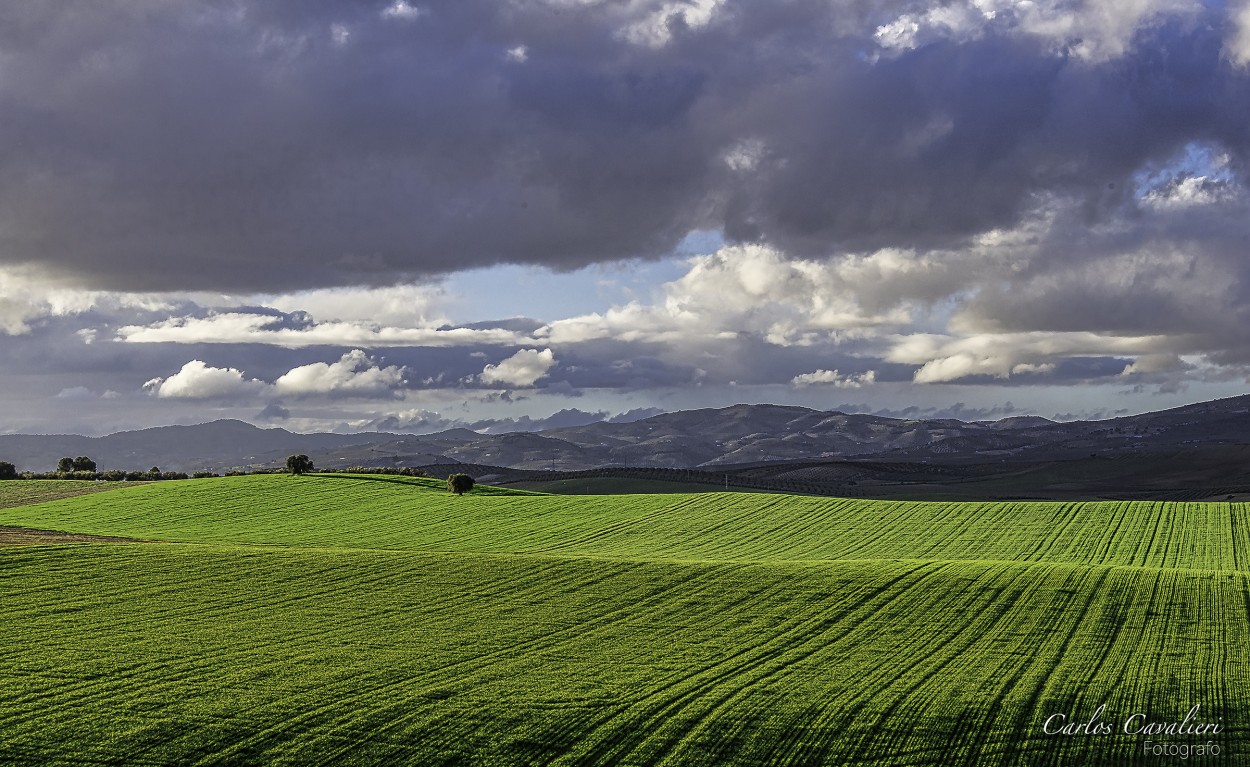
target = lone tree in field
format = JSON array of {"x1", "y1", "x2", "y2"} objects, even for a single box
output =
[
  {"x1": 0, "y1": 461, "x2": 16, "y2": 480},
  {"x1": 286, "y1": 454, "x2": 315, "y2": 475},
  {"x1": 447, "y1": 474, "x2": 475, "y2": 496},
  {"x1": 72, "y1": 456, "x2": 96, "y2": 472},
  {"x1": 57, "y1": 457, "x2": 75, "y2": 473}
]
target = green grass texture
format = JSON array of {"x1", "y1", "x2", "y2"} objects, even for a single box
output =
[{"x1": 1, "y1": 474, "x2": 1247, "y2": 765}]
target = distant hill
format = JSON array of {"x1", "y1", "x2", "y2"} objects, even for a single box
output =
[
  {"x1": 0, "y1": 420, "x2": 381, "y2": 473},
  {"x1": 5, "y1": 394, "x2": 1250, "y2": 475},
  {"x1": 988, "y1": 416, "x2": 1057, "y2": 430}
]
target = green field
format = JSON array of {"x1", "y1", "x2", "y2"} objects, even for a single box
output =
[
  {"x1": 0, "y1": 479, "x2": 148, "y2": 510},
  {"x1": 1, "y1": 475, "x2": 1247, "y2": 765},
  {"x1": 503, "y1": 476, "x2": 774, "y2": 495}
]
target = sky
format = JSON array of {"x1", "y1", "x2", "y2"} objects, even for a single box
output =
[{"x1": 3, "y1": 0, "x2": 1250, "y2": 436}]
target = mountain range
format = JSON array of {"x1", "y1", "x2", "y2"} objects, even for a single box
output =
[{"x1": 4, "y1": 394, "x2": 1250, "y2": 475}]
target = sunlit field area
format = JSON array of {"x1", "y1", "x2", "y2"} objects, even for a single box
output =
[{"x1": 2, "y1": 476, "x2": 1246, "y2": 765}]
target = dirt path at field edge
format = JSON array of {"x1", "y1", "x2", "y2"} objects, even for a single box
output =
[{"x1": 0, "y1": 525, "x2": 146, "y2": 546}]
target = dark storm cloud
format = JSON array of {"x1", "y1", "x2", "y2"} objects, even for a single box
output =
[
  {"x1": 721, "y1": 15, "x2": 1250, "y2": 255},
  {"x1": 3, "y1": 1, "x2": 1248, "y2": 292},
  {"x1": 558, "y1": 354, "x2": 702, "y2": 390},
  {"x1": 554, "y1": 336, "x2": 899, "y2": 389},
  {"x1": 957, "y1": 189, "x2": 1250, "y2": 333}
]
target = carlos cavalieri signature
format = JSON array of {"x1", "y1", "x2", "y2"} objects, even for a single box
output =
[{"x1": 1043, "y1": 703, "x2": 1223, "y2": 737}]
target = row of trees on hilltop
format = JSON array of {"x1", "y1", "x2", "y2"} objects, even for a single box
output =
[
  {"x1": 0, "y1": 455, "x2": 475, "y2": 492},
  {"x1": 0, "y1": 458, "x2": 208, "y2": 481},
  {"x1": 0, "y1": 455, "x2": 253, "y2": 481}
]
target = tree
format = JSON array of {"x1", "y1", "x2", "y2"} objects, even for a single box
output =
[
  {"x1": 0, "y1": 461, "x2": 16, "y2": 480},
  {"x1": 447, "y1": 474, "x2": 475, "y2": 496},
  {"x1": 286, "y1": 454, "x2": 314, "y2": 475},
  {"x1": 57, "y1": 457, "x2": 75, "y2": 473},
  {"x1": 72, "y1": 456, "x2": 96, "y2": 472}
]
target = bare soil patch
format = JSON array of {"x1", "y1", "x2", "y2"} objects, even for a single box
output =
[{"x1": 0, "y1": 526, "x2": 144, "y2": 546}]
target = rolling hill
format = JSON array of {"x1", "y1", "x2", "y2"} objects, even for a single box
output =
[
  {"x1": 5, "y1": 394, "x2": 1250, "y2": 481},
  {"x1": 0, "y1": 476, "x2": 1246, "y2": 764}
]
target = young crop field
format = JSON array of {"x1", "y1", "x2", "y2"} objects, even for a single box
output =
[
  {"x1": 0, "y1": 479, "x2": 147, "y2": 510},
  {"x1": 1, "y1": 474, "x2": 1247, "y2": 765},
  {"x1": 503, "y1": 476, "x2": 779, "y2": 495}
]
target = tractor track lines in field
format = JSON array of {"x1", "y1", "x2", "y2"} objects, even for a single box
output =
[
  {"x1": 2, "y1": 551, "x2": 645, "y2": 728},
  {"x1": 553, "y1": 562, "x2": 942, "y2": 767},
  {"x1": 3, "y1": 477, "x2": 1250, "y2": 766},
  {"x1": 535, "y1": 494, "x2": 714, "y2": 555},
  {"x1": 188, "y1": 561, "x2": 735, "y2": 764},
  {"x1": 843, "y1": 563, "x2": 1042, "y2": 764},
  {"x1": 993, "y1": 564, "x2": 1116, "y2": 767},
  {"x1": 1086, "y1": 501, "x2": 1133, "y2": 567},
  {"x1": 647, "y1": 567, "x2": 968, "y2": 767},
  {"x1": 1024, "y1": 502, "x2": 1083, "y2": 563},
  {"x1": 6, "y1": 477, "x2": 1250, "y2": 571}
]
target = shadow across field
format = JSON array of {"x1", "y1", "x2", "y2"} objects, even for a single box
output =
[
  {"x1": 305, "y1": 473, "x2": 428, "y2": 489},
  {"x1": 306, "y1": 472, "x2": 532, "y2": 496},
  {"x1": 458, "y1": 446, "x2": 1250, "y2": 501}
]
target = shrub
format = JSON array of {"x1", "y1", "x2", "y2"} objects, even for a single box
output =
[
  {"x1": 447, "y1": 474, "x2": 475, "y2": 496},
  {"x1": 286, "y1": 455, "x2": 315, "y2": 475}
]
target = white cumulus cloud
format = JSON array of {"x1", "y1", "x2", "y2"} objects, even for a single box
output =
[
  {"x1": 791, "y1": 369, "x2": 878, "y2": 388},
  {"x1": 274, "y1": 350, "x2": 407, "y2": 397},
  {"x1": 543, "y1": 244, "x2": 947, "y2": 348},
  {"x1": 479, "y1": 348, "x2": 557, "y2": 387},
  {"x1": 0, "y1": 267, "x2": 174, "y2": 336},
  {"x1": 1231, "y1": 0, "x2": 1250, "y2": 65},
  {"x1": 143, "y1": 361, "x2": 267, "y2": 399},
  {"x1": 381, "y1": 1, "x2": 424, "y2": 21},
  {"x1": 886, "y1": 331, "x2": 1171, "y2": 383},
  {"x1": 875, "y1": 0, "x2": 1200, "y2": 61},
  {"x1": 118, "y1": 312, "x2": 531, "y2": 348},
  {"x1": 256, "y1": 283, "x2": 447, "y2": 327},
  {"x1": 1140, "y1": 176, "x2": 1240, "y2": 210},
  {"x1": 623, "y1": 0, "x2": 725, "y2": 46}
]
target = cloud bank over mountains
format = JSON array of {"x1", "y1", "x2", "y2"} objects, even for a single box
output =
[{"x1": 2, "y1": 0, "x2": 1249, "y2": 434}]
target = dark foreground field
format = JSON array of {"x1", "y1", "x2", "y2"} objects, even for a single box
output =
[
  {"x1": 1, "y1": 476, "x2": 1247, "y2": 765},
  {"x1": 485, "y1": 445, "x2": 1250, "y2": 502}
]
